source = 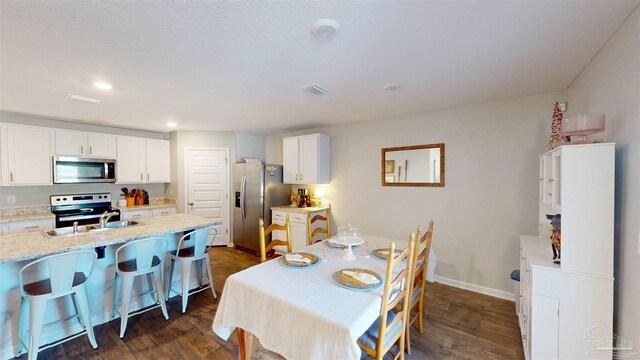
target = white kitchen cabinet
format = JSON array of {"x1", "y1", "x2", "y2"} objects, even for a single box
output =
[
  {"x1": 55, "y1": 129, "x2": 86, "y2": 157},
  {"x1": 551, "y1": 150, "x2": 562, "y2": 212},
  {"x1": 271, "y1": 208, "x2": 329, "y2": 252},
  {"x1": 87, "y1": 132, "x2": 117, "y2": 158},
  {"x1": 0, "y1": 218, "x2": 55, "y2": 235},
  {"x1": 151, "y1": 207, "x2": 177, "y2": 217},
  {"x1": 145, "y1": 139, "x2": 171, "y2": 183},
  {"x1": 55, "y1": 130, "x2": 117, "y2": 158},
  {"x1": 282, "y1": 133, "x2": 329, "y2": 184},
  {"x1": 522, "y1": 143, "x2": 615, "y2": 360},
  {"x1": 116, "y1": 136, "x2": 146, "y2": 183},
  {"x1": 121, "y1": 209, "x2": 152, "y2": 220},
  {"x1": 1, "y1": 123, "x2": 53, "y2": 186},
  {"x1": 116, "y1": 136, "x2": 170, "y2": 184}
]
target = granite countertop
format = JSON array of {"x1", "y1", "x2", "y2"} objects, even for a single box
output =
[
  {"x1": 0, "y1": 213, "x2": 215, "y2": 264},
  {"x1": 0, "y1": 212, "x2": 55, "y2": 224},
  {"x1": 270, "y1": 205, "x2": 330, "y2": 213},
  {"x1": 116, "y1": 203, "x2": 177, "y2": 211}
]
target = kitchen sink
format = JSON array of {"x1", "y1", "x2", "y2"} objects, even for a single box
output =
[
  {"x1": 41, "y1": 220, "x2": 143, "y2": 238},
  {"x1": 88, "y1": 220, "x2": 141, "y2": 230}
]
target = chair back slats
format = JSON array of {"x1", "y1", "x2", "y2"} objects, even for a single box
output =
[
  {"x1": 307, "y1": 208, "x2": 331, "y2": 245},
  {"x1": 259, "y1": 215, "x2": 291, "y2": 262},
  {"x1": 373, "y1": 233, "x2": 417, "y2": 358},
  {"x1": 19, "y1": 250, "x2": 96, "y2": 296},
  {"x1": 116, "y1": 238, "x2": 168, "y2": 272}
]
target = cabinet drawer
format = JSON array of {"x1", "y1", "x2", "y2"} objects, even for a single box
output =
[
  {"x1": 122, "y1": 210, "x2": 152, "y2": 220},
  {"x1": 7, "y1": 218, "x2": 55, "y2": 234},
  {"x1": 151, "y1": 207, "x2": 177, "y2": 217},
  {"x1": 273, "y1": 210, "x2": 307, "y2": 224}
]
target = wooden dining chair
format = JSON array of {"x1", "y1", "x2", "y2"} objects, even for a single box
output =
[
  {"x1": 402, "y1": 220, "x2": 434, "y2": 354},
  {"x1": 258, "y1": 215, "x2": 291, "y2": 263},
  {"x1": 306, "y1": 208, "x2": 331, "y2": 245},
  {"x1": 357, "y1": 233, "x2": 417, "y2": 360}
]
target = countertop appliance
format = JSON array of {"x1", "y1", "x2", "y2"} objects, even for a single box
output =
[
  {"x1": 233, "y1": 163, "x2": 290, "y2": 252},
  {"x1": 50, "y1": 193, "x2": 121, "y2": 228},
  {"x1": 53, "y1": 156, "x2": 116, "y2": 183}
]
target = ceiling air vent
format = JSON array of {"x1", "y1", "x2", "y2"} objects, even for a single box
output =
[{"x1": 302, "y1": 84, "x2": 329, "y2": 96}]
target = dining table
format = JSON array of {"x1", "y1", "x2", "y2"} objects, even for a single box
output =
[{"x1": 212, "y1": 233, "x2": 432, "y2": 360}]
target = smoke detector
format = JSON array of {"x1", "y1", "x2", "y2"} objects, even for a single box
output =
[
  {"x1": 310, "y1": 19, "x2": 340, "y2": 37},
  {"x1": 302, "y1": 84, "x2": 329, "y2": 96}
]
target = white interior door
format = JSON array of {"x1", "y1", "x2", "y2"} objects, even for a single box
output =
[{"x1": 185, "y1": 148, "x2": 229, "y2": 246}]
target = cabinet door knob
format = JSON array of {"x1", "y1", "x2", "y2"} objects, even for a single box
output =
[
  {"x1": 300, "y1": 173, "x2": 303, "y2": 180},
  {"x1": 189, "y1": 202, "x2": 194, "y2": 206},
  {"x1": 80, "y1": 145, "x2": 83, "y2": 154},
  {"x1": 140, "y1": 173, "x2": 143, "y2": 180},
  {"x1": 9, "y1": 172, "x2": 13, "y2": 182},
  {"x1": 89, "y1": 146, "x2": 92, "y2": 155},
  {"x1": 522, "y1": 335, "x2": 527, "y2": 340},
  {"x1": 147, "y1": 173, "x2": 150, "y2": 181}
]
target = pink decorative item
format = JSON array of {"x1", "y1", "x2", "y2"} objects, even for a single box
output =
[{"x1": 561, "y1": 113, "x2": 606, "y2": 144}]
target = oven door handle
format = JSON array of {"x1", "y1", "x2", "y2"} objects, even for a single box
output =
[{"x1": 58, "y1": 214, "x2": 103, "y2": 222}]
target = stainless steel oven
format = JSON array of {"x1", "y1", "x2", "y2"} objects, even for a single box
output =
[
  {"x1": 53, "y1": 156, "x2": 116, "y2": 183},
  {"x1": 50, "y1": 193, "x2": 121, "y2": 228}
]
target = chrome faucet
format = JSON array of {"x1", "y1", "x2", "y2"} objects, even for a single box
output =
[
  {"x1": 73, "y1": 221, "x2": 79, "y2": 234},
  {"x1": 99, "y1": 211, "x2": 119, "y2": 228}
]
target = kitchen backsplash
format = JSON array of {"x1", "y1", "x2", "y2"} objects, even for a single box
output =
[{"x1": 0, "y1": 197, "x2": 176, "y2": 216}]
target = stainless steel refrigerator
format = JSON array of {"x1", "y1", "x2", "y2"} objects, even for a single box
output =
[{"x1": 233, "y1": 163, "x2": 290, "y2": 252}]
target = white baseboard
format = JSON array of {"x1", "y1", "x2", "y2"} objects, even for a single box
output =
[{"x1": 433, "y1": 275, "x2": 515, "y2": 302}]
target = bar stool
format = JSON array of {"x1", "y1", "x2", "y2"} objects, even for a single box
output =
[
  {"x1": 165, "y1": 224, "x2": 220, "y2": 313},
  {"x1": 17, "y1": 250, "x2": 98, "y2": 360},
  {"x1": 113, "y1": 237, "x2": 169, "y2": 338}
]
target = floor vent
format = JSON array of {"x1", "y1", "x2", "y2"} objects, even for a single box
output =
[{"x1": 302, "y1": 84, "x2": 329, "y2": 96}]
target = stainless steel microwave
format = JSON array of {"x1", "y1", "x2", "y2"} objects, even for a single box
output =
[{"x1": 53, "y1": 157, "x2": 116, "y2": 183}]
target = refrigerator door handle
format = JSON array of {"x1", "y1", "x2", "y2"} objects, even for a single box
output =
[{"x1": 240, "y1": 175, "x2": 246, "y2": 220}]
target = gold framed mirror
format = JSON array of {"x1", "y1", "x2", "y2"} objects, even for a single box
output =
[{"x1": 381, "y1": 143, "x2": 445, "y2": 187}]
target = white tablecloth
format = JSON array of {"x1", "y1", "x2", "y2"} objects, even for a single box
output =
[{"x1": 212, "y1": 234, "x2": 429, "y2": 360}]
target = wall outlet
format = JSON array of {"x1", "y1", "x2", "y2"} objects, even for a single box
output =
[{"x1": 6, "y1": 195, "x2": 16, "y2": 204}]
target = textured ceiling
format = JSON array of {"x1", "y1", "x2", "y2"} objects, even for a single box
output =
[{"x1": 1, "y1": 1, "x2": 638, "y2": 134}]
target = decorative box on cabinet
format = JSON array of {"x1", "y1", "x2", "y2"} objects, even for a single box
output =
[
  {"x1": 282, "y1": 134, "x2": 330, "y2": 184},
  {"x1": 521, "y1": 143, "x2": 615, "y2": 360}
]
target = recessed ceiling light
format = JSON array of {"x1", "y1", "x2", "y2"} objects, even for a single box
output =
[
  {"x1": 67, "y1": 94, "x2": 103, "y2": 104},
  {"x1": 384, "y1": 83, "x2": 401, "y2": 91},
  {"x1": 167, "y1": 122, "x2": 177, "y2": 128},
  {"x1": 93, "y1": 82, "x2": 113, "y2": 90},
  {"x1": 310, "y1": 19, "x2": 340, "y2": 37}
]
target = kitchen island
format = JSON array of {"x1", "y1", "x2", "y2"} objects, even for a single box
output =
[{"x1": 0, "y1": 213, "x2": 218, "y2": 359}]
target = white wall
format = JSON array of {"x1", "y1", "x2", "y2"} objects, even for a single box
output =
[
  {"x1": 235, "y1": 132, "x2": 265, "y2": 162},
  {"x1": 567, "y1": 5, "x2": 640, "y2": 350},
  {"x1": 266, "y1": 91, "x2": 565, "y2": 295},
  {"x1": 0, "y1": 112, "x2": 167, "y2": 207}
]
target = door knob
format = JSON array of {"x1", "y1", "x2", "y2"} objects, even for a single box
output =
[{"x1": 189, "y1": 202, "x2": 194, "y2": 206}]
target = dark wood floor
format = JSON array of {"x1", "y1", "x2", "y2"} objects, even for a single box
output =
[{"x1": 26, "y1": 247, "x2": 524, "y2": 359}]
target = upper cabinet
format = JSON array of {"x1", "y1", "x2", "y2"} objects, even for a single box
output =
[
  {"x1": 283, "y1": 133, "x2": 330, "y2": 184},
  {"x1": 55, "y1": 129, "x2": 116, "y2": 158},
  {"x1": 145, "y1": 139, "x2": 171, "y2": 183},
  {"x1": 117, "y1": 136, "x2": 146, "y2": 183},
  {"x1": 1, "y1": 123, "x2": 53, "y2": 186},
  {"x1": 116, "y1": 136, "x2": 170, "y2": 184}
]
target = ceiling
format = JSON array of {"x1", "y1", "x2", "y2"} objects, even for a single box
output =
[{"x1": 1, "y1": 1, "x2": 638, "y2": 134}]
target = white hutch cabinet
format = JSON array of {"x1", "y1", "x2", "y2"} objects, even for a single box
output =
[
  {"x1": 520, "y1": 143, "x2": 614, "y2": 360},
  {"x1": 283, "y1": 133, "x2": 330, "y2": 184}
]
